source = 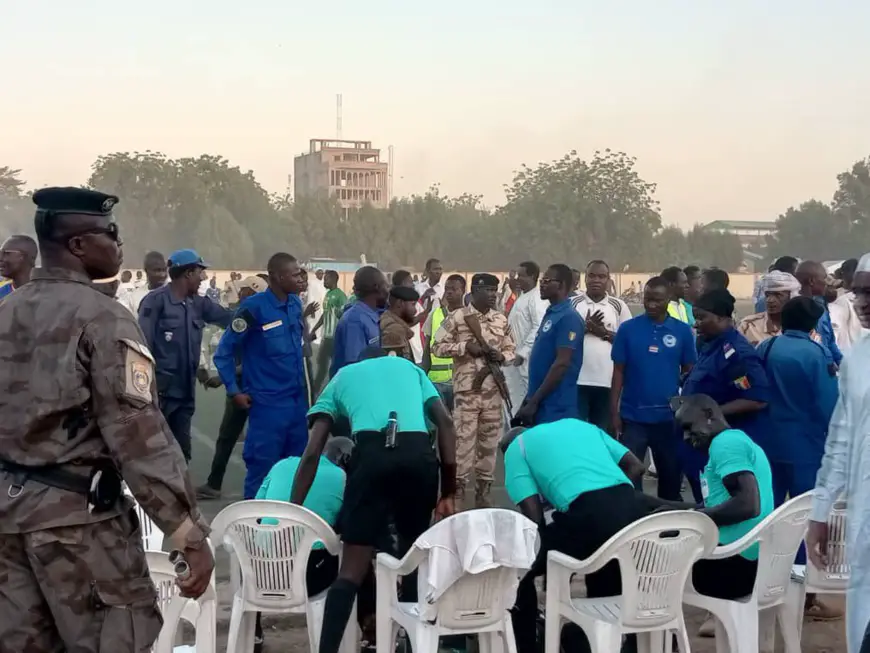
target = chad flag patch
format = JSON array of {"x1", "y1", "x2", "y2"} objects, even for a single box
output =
[
  {"x1": 733, "y1": 376, "x2": 751, "y2": 390},
  {"x1": 568, "y1": 331, "x2": 577, "y2": 341}
]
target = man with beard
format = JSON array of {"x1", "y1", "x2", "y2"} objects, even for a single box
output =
[
  {"x1": 737, "y1": 270, "x2": 802, "y2": 346},
  {"x1": 380, "y1": 285, "x2": 420, "y2": 360},
  {"x1": 117, "y1": 251, "x2": 168, "y2": 315},
  {"x1": 0, "y1": 188, "x2": 213, "y2": 652},
  {"x1": 809, "y1": 252, "x2": 870, "y2": 653},
  {"x1": 214, "y1": 253, "x2": 310, "y2": 500},
  {"x1": 0, "y1": 234, "x2": 37, "y2": 300},
  {"x1": 138, "y1": 249, "x2": 232, "y2": 461}
]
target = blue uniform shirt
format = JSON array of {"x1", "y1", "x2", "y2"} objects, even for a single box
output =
[
  {"x1": 756, "y1": 330, "x2": 838, "y2": 464},
  {"x1": 214, "y1": 289, "x2": 306, "y2": 401},
  {"x1": 138, "y1": 286, "x2": 232, "y2": 400},
  {"x1": 814, "y1": 296, "x2": 843, "y2": 366},
  {"x1": 527, "y1": 299, "x2": 584, "y2": 423},
  {"x1": 0, "y1": 281, "x2": 14, "y2": 301},
  {"x1": 504, "y1": 419, "x2": 632, "y2": 512},
  {"x1": 330, "y1": 301, "x2": 381, "y2": 377},
  {"x1": 683, "y1": 327, "x2": 770, "y2": 441},
  {"x1": 612, "y1": 315, "x2": 697, "y2": 424},
  {"x1": 310, "y1": 356, "x2": 440, "y2": 434}
]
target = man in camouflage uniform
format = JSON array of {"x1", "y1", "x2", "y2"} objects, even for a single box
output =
[
  {"x1": 433, "y1": 273, "x2": 516, "y2": 508},
  {"x1": 0, "y1": 188, "x2": 214, "y2": 652}
]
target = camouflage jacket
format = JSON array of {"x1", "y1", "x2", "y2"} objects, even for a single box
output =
[
  {"x1": 380, "y1": 310, "x2": 414, "y2": 361},
  {"x1": 431, "y1": 304, "x2": 516, "y2": 394},
  {"x1": 0, "y1": 267, "x2": 208, "y2": 538}
]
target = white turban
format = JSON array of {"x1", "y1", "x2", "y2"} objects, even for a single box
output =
[
  {"x1": 762, "y1": 270, "x2": 801, "y2": 297},
  {"x1": 858, "y1": 252, "x2": 870, "y2": 273}
]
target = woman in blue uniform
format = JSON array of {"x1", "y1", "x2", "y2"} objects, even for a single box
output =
[{"x1": 680, "y1": 288, "x2": 770, "y2": 502}]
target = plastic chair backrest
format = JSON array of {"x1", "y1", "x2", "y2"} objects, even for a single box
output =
[
  {"x1": 806, "y1": 499, "x2": 849, "y2": 590},
  {"x1": 410, "y1": 509, "x2": 539, "y2": 629},
  {"x1": 599, "y1": 511, "x2": 719, "y2": 629},
  {"x1": 123, "y1": 487, "x2": 164, "y2": 552},
  {"x1": 753, "y1": 492, "x2": 813, "y2": 607},
  {"x1": 210, "y1": 500, "x2": 340, "y2": 610}
]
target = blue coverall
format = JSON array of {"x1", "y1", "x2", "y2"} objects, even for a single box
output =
[
  {"x1": 681, "y1": 326, "x2": 770, "y2": 503},
  {"x1": 139, "y1": 286, "x2": 231, "y2": 460},
  {"x1": 214, "y1": 288, "x2": 309, "y2": 499}
]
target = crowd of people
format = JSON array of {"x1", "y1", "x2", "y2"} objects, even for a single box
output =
[{"x1": 0, "y1": 187, "x2": 869, "y2": 653}]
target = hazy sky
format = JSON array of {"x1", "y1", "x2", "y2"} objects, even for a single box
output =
[{"x1": 2, "y1": 0, "x2": 869, "y2": 227}]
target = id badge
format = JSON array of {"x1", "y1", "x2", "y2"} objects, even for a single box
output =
[{"x1": 700, "y1": 477, "x2": 709, "y2": 501}]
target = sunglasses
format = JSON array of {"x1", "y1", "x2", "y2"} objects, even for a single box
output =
[{"x1": 70, "y1": 223, "x2": 122, "y2": 243}]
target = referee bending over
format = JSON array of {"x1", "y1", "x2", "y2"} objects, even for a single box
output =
[{"x1": 291, "y1": 348, "x2": 457, "y2": 653}]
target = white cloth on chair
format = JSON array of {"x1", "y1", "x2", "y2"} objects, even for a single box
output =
[{"x1": 413, "y1": 509, "x2": 539, "y2": 616}]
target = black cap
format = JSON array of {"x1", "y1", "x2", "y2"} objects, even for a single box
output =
[
  {"x1": 471, "y1": 273, "x2": 499, "y2": 289},
  {"x1": 32, "y1": 187, "x2": 119, "y2": 216},
  {"x1": 390, "y1": 286, "x2": 420, "y2": 302},
  {"x1": 694, "y1": 288, "x2": 735, "y2": 318}
]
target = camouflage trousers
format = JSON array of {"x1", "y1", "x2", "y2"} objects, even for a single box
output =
[
  {"x1": 0, "y1": 508, "x2": 162, "y2": 653},
  {"x1": 453, "y1": 389, "x2": 505, "y2": 485}
]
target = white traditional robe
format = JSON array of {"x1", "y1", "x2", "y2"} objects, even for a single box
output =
[{"x1": 504, "y1": 287, "x2": 548, "y2": 415}]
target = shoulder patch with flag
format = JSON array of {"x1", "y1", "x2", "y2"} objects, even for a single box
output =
[
  {"x1": 733, "y1": 376, "x2": 751, "y2": 390},
  {"x1": 568, "y1": 331, "x2": 577, "y2": 341}
]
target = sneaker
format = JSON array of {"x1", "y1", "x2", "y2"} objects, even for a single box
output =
[
  {"x1": 698, "y1": 614, "x2": 715, "y2": 637},
  {"x1": 195, "y1": 484, "x2": 221, "y2": 500},
  {"x1": 804, "y1": 596, "x2": 844, "y2": 621}
]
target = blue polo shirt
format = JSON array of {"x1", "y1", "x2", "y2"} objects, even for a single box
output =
[
  {"x1": 611, "y1": 315, "x2": 696, "y2": 424},
  {"x1": 0, "y1": 280, "x2": 14, "y2": 301},
  {"x1": 311, "y1": 355, "x2": 440, "y2": 434},
  {"x1": 756, "y1": 331, "x2": 837, "y2": 465},
  {"x1": 527, "y1": 300, "x2": 584, "y2": 424},
  {"x1": 504, "y1": 419, "x2": 632, "y2": 512},
  {"x1": 702, "y1": 429, "x2": 773, "y2": 560},
  {"x1": 330, "y1": 301, "x2": 382, "y2": 377}
]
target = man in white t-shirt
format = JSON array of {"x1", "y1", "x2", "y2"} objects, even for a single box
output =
[
  {"x1": 571, "y1": 260, "x2": 632, "y2": 431},
  {"x1": 116, "y1": 251, "x2": 167, "y2": 316}
]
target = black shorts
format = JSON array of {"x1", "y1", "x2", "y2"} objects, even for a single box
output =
[{"x1": 338, "y1": 431, "x2": 439, "y2": 548}]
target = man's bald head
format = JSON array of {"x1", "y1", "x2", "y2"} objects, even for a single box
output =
[
  {"x1": 0, "y1": 235, "x2": 38, "y2": 283},
  {"x1": 2, "y1": 235, "x2": 37, "y2": 262},
  {"x1": 324, "y1": 436, "x2": 355, "y2": 469},
  {"x1": 499, "y1": 426, "x2": 527, "y2": 454},
  {"x1": 795, "y1": 260, "x2": 827, "y2": 297}
]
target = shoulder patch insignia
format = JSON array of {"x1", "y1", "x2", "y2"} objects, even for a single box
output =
[
  {"x1": 568, "y1": 331, "x2": 577, "y2": 341},
  {"x1": 232, "y1": 317, "x2": 248, "y2": 333}
]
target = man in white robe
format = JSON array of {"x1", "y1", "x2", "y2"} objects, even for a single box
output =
[
  {"x1": 505, "y1": 262, "x2": 548, "y2": 416},
  {"x1": 808, "y1": 252, "x2": 870, "y2": 653}
]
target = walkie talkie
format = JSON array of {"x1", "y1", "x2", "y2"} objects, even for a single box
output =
[{"x1": 385, "y1": 411, "x2": 399, "y2": 448}]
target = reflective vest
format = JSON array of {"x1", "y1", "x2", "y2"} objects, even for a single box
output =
[
  {"x1": 667, "y1": 299, "x2": 689, "y2": 324},
  {"x1": 428, "y1": 307, "x2": 453, "y2": 383}
]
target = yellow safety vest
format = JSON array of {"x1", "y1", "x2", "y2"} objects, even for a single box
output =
[
  {"x1": 428, "y1": 307, "x2": 453, "y2": 383},
  {"x1": 667, "y1": 300, "x2": 689, "y2": 324}
]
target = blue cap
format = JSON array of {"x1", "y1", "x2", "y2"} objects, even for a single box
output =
[{"x1": 167, "y1": 249, "x2": 208, "y2": 269}]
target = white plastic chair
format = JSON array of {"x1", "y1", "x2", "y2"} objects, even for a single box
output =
[
  {"x1": 683, "y1": 492, "x2": 813, "y2": 653},
  {"x1": 146, "y1": 550, "x2": 217, "y2": 653},
  {"x1": 210, "y1": 500, "x2": 357, "y2": 653},
  {"x1": 375, "y1": 509, "x2": 539, "y2": 653},
  {"x1": 790, "y1": 498, "x2": 849, "y2": 632},
  {"x1": 545, "y1": 510, "x2": 718, "y2": 653},
  {"x1": 124, "y1": 486, "x2": 165, "y2": 551}
]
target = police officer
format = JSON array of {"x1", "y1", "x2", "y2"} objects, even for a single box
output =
[
  {"x1": 0, "y1": 188, "x2": 213, "y2": 652},
  {"x1": 290, "y1": 348, "x2": 457, "y2": 653},
  {"x1": 214, "y1": 252, "x2": 310, "y2": 500},
  {"x1": 138, "y1": 248, "x2": 232, "y2": 461},
  {"x1": 681, "y1": 288, "x2": 770, "y2": 503}
]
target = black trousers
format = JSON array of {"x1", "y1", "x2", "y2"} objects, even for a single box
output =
[
  {"x1": 577, "y1": 386, "x2": 611, "y2": 431},
  {"x1": 205, "y1": 396, "x2": 249, "y2": 491},
  {"x1": 620, "y1": 420, "x2": 683, "y2": 502},
  {"x1": 692, "y1": 554, "x2": 757, "y2": 600},
  {"x1": 513, "y1": 485, "x2": 651, "y2": 653},
  {"x1": 159, "y1": 397, "x2": 195, "y2": 462}
]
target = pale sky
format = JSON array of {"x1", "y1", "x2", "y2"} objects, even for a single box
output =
[{"x1": 2, "y1": 0, "x2": 869, "y2": 227}]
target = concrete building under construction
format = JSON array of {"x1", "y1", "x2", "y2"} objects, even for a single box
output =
[{"x1": 294, "y1": 139, "x2": 390, "y2": 209}]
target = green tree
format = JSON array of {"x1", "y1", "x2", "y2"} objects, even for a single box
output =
[
  {"x1": 0, "y1": 166, "x2": 25, "y2": 198},
  {"x1": 766, "y1": 200, "x2": 853, "y2": 261}
]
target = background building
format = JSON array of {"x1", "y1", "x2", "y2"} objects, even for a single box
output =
[
  {"x1": 294, "y1": 139, "x2": 390, "y2": 209},
  {"x1": 702, "y1": 219, "x2": 776, "y2": 249}
]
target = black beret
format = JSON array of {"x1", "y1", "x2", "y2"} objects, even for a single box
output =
[
  {"x1": 694, "y1": 288, "x2": 735, "y2": 318},
  {"x1": 32, "y1": 187, "x2": 119, "y2": 216},
  {"x1": 471, "y1": 273, "x2": 499, "y2": 289},
  {"x1": 390, "y1": 286, "x2": 420, "y2": 302}
]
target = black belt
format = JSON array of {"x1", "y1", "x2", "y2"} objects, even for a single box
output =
[{"x1": 0, "y1": 459, "x2": 94, "y2": 497}]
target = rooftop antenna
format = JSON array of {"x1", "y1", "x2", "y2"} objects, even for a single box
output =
[
  {"x1": 336, "y1": 94, "x2": 343, "y2": 140},
  {"x1": 388, "y1": 145, "x2": 395, "y2": 200}
]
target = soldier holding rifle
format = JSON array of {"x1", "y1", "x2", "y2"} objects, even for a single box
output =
[{"x1": 433, "y1": 273, "x2": 516, "y2": 508}]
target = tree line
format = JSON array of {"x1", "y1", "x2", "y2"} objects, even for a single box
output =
[{"x1": 8, "y1": 146, "x2": 861, "y2": 273}]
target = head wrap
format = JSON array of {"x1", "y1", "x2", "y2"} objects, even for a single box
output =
[
  {"x1": 858, "y1": 252, "x2": 870, "y2": 273},
  {"x1": 781, "y1": 296, "x2": 824, "y2": 333},
  {"x1": 762, "y1": 270, "x2": 801, "y2": 297},
  {"x1": 694, "y1": 288, "x2": 735, "y2": 318}
]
